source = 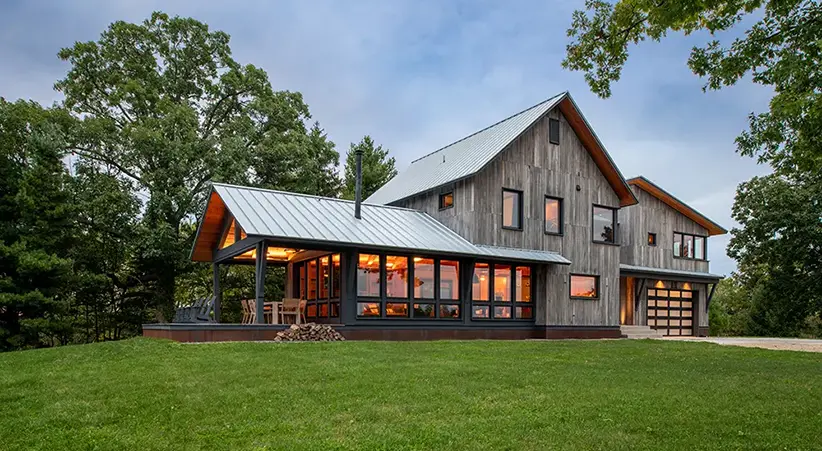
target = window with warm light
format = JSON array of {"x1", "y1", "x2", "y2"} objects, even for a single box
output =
[
  {"x1": 413, "y1": 258, "x2": 435, "y2": 299},
  {"x1": 439, "y1": 192, "x2": 454, "y2": 210},
  {"x1": 440, "y1": 260, "x2": 459, "y2": 300},
  {"x1": 472, "y1": 263, "x2": 490, "y2": 302},
  {"x1": 502, "y1": 189, "x2": 523, "y2": 230},
  {"x1": 592, "y1": 205, "x2": 617, "y2": 243},
  {"x1": 648, "y1": 233, "x2": 657, "y2": 246},
  {"x1": 472, "y1": 263, "x2": 534, "y2": 320},
  {"x1": 385, "y1": 256, "x2": 409, "y2": 300},
  {"x1": 332, "y1": 254, "x2": 341, "y2": 298},
  {"x1": 307, "y1": 259, "x2": 317, "y2": 300},
  {"x1": 570, "y1": 275, "x2": 599, "y2": 299},
  {"x1": 357, "y1": 254, "x2": 381, "y2": 297},
  {"x1": 294, "y1": 254, "x2": 340, "y2": 319},
  {"x1": 320, "y1": 256, "x2": 329, "y2": 299},
  {"x1": 545, "y1": 196, "x2": 562, "y2": 235}
]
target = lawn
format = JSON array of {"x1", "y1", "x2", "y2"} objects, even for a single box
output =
[{"x1": 1, "y1": 339, "x2": 820, "y2": 451}]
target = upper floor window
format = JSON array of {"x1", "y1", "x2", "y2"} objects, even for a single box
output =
[
  {"x1": 592, "y1": 205, "x2": 617, "y2": 244},
  {"x1": 439, "y1": 191, "x2": 454, "y2": 210},
  {"x1": 544, "y1": 196, "x2": 562, "y2": 235},
  {"x1": 674, "y1": 232, "x2": 707, "y2": 260},
  {"x1": 549, "y1": 118, "x2": 560, "y2": 144},
  {"x1": 648, "y1": 233, "x2": 657, "y2": 246},
  {"x1": 502, "y1": 189, "x2": 523, "y2": 230}
]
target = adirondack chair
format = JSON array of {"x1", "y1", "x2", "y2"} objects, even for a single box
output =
[
  {"x1": 173, "y1": 297, "x2": 201, "y2": 322},
  {"x1": 194, "y1": 295, "x2": 216, "y2": 322},
  {"x1": 173, "y1": 296, "x2": 215, "y2": 323}
]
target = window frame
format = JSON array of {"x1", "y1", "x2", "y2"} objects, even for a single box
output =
[
  {"x1": 548, "y1": 118, "x2": 560, "y2": 145},
  {"x1": 296, "y1": 253, "x2": 341, "y2": 320},
  {"x1": 501, "y1": 188, "x2": 524, "y2": 231},
  {"x1": 471, "y1": 262, "x2": 535, "y2": 321},
  {"x1": 570, "y1": 274, "x2": 600, "y2": 300},
  {"x1": 673, "y1": 231, "x2": 708, "y2": 261},
  {"x1": 648, "y1": 232, "x2": 657, "y2": 247},
  {"x1": 591, "y1": 204, "x2": 618, "y2": 245},
  {"x1": 438, "y1": 191, "x2": 454, "y2": 211},
  {"x1": 544, "y1": 195, "x2": 563, "y2": 236}
]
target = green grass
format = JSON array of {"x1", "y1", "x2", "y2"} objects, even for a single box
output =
[{"x1": 1, "y1": 339, "x2": 821, "y2": 451}]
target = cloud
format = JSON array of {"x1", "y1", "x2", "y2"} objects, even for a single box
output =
[{"x1": 0, "y1": 0, "x2": 773, "y2": 275}]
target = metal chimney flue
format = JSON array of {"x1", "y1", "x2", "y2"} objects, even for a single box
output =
[{"x1": 354, "y1": 147, "x2": 363, "y2": 219}]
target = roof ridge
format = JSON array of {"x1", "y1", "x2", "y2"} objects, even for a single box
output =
[
  {"x1": 211, "y1": 182, "x2": 426, "y2": 214},
  {"x1": 409, "y1": 92, "x2": 566, "y2": 164}
]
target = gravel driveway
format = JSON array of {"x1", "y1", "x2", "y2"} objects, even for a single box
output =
[{"x1": 665, "y1": 336, "x2": 822, "y2": 353}]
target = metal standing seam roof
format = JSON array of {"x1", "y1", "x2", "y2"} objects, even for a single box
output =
[
  {"x1": 619, "y1": 264, "x2": 724, "y2": 281},
  {"x1": 211, "y1": 183, "x2": 570, "y2": 265},
  {"x1": 365, "y1": 93, "x2": 566, "y2": 205}
]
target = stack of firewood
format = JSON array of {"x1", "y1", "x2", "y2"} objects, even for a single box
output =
[{"x1": 273, "y1": 323, "x2": 346, "y2": 342}]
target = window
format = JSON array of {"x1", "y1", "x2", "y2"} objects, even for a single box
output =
[
  {"x1": 648, "y1": 233, "x2": 657, "y2": 246},
  {"x1": 320, "y1": 256, "x2": 330, "y2": 299},
  {"x1": 307, "y1": 259, "x2": 317, "y2": 300},
  {"x1": 332, "y1": 254, "x2": 341, "y2": 298},
  {"x1": 385, "y1": 255, "x2": 409, "y2": 299},
  {"x1": 439, "y1": 192, "x2": 454, "y2": 210},
  {"x1": 357, "y1": 254, "x2": 380, "y2": 297},
  {"x1": 413, "y1": 258, "x2": 435, "y2": 299},
  {"x1": 544, "y1": 196, "x2": 562, "y2": 235},
  {"x1": 673, "y1": 232, "x2": 707, "y2": 260},
  {"x1": 549, "y1": 118, "x2": 560, "y2": 144},
  {"x1": 502, "y1": 189, "x2": 523, "y2": 230},
  {"x1": 570, "y1": 275, "x2": 599, "y2": 299},
  {"x1": 359, "y1": 253, "x2": 462, "y2": 319},
  {"x1": 295, "y1": 254, "x2": 340, "y2": 319},
  {"x1": 592, "y1": 205, "x2": 617, "y2": 244},
  {"x1": 472, "y1": 262, "x2": 534, "y2": 320}
]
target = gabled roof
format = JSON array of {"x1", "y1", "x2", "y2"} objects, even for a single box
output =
[
  {"x1": 191, "y1": 183, "x2": 571, "y2": 265},
  {"x1": 627, "y1": 177, "x2": 728, "y2": 236},
  {"x1": 366, "y1": 91, "x2": 638, "y2": 207}
]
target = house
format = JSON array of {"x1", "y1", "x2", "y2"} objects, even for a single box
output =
[{"x1": 143, "y1": 91, "x2": 725, "y2": 341}]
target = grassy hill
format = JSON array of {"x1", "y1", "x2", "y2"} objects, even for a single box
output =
[{"x1": 1, "y1": 338, "x2": 820, "y2": 450}]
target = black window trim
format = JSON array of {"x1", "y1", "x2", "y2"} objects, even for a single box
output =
[
  {"x1": 591, "y1": 204, "x2": 619, "y2": 245},
  {"x1": 295, "y1": 253, "x2": 341, "y2": 320},
  {"x1": 471, "y1": 261, "x2": 535, "y2": 321},
  {"x1": 569, "y1": 273, "x2": 600, "y2": 300},
  {"x1": 648, "y1": 232, "x2": 657, "y2": 247},
  {"x1": 548, "y1": 117, "x2": 560, "y2": 145},
  {"x1": 501, "y1": 188, "x2": 524, "y2": 231},
  {"x1": 438, "y1": 191, "x2": 454, "y2": 211},
  {"x1": 544, "y1": 195, "x2": 564, "y2": 236},
  {"x1": 673, "y1": 231, "x2": 708, "y2": 261}
]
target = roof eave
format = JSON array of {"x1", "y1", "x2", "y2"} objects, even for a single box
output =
[{"x1": 627, "y1": 176, "x2": 728, "y2": 236}]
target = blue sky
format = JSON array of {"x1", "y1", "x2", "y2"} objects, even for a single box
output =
[{"x1": 0, "y1": 0, "x2": 772, "y2": 275}]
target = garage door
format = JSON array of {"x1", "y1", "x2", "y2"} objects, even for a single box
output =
[{"x1": 647, "y1": 289, "x2": 694, "y2": 336}]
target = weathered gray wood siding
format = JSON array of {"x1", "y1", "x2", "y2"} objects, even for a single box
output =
[
  {"x1": 399, "y1": 108, "x2": 621, "y2": 326},
  {"x1": 618, "y1": 186, "x2": 710, "y2": 272}
]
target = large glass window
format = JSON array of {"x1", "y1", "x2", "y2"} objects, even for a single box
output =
[
  {"x1": 440, "y1": 260, "x2": 459, "y2": 300},
  {"x1": 357, "y1": 254, "x2": 380, "y2": 297},
  {"x1": 307, "y1": 259, "x2": 317, "y2": 300},
  {"x1": 332, "y1": 254, "x2": 341, "y2": 298},
  {"x1": 298, "y1": 265, "x2": 305, "y2": 299},
  {"x1": 472, "y1": 263, "x2": 490, "y2": 301},
  {"x1": 570, "y1": 275, "x2": 599, "y2": 299},
  {"x1": 320, "y1": 256, "x2": 330, "y2": 299},
  {"x1": 502, "y1": 189, "x2": 523, "y2": 230},
  {"x1": 545, "y1": 196, "x2": 562, "y2": 235},
  {"x1": 673, "y1": 232, "x2": 707, "y2": 261},
  {"x1": 515, "y1": 267, "x2": 531, "y2": 302},
  {"x1": 494, "y1": 265, "x2": 512, "y2": 303},
  {"x1": 385, "y1": 256, "x2": 409, "y2": 298},
  {"x1": 413, "y1": 258, "x2": 435, "y2": 299},
  {"x1": 592, "y1": 205, "x2": 617, "y2": 243}
]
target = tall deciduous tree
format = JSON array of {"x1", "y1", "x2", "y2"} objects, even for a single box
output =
[
  {"x1": 342, "y1": 136, "x2": 397, "y2": 200},
  {"x1": 563, "y1": 0, "x2": 822, "y2": 336},
  {"x1": 55, "y1": 12, "x2": 311, "y2": 319}
]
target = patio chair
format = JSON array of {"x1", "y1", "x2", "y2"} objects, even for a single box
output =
[
  {"x1": 279, "y1": 298, "x2": 306, "y2": 325},
  {"x1": 194, "y1": 296, "x2": 215, "y2": 322},
  {"x1": 246, "y1": 299, "x2": 274, "y2": 324},
  {"x1": 241, "y1": 299, "x2": 252, "y2": 324},
  {"x1": 173, "y1": 297, "x2": 203, "y2": 322},
  {"x1": 173, "y1": 296, "x2": 215, "y2": 323}
]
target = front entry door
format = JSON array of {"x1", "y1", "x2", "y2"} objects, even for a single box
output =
[{"x1": 647, "y1": 288, "x2": 695, "y2": 336}]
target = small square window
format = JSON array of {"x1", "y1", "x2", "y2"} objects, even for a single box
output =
[
  {"x1": 648, "y1": 233, "x2": 657, "y2": 246},
  {"x1": 502, "y1": 189, "x2": 523, "y2": 230},
  {"x1": 439, "y1": 192, "x2": 454, "y2": 210},
  {"x1": 549, "y1": 118, "x2": 560, "y2": 144}
]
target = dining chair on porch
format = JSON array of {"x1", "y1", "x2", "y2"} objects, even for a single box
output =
[
  {"x1": 241, "y1": 299, "x2": 252, "y2": 324},
  {"x1": 245, "y1": 299, "x2": 275, "y2": 324},
  {"x1": 279, "y1": 298, "x2": 306, "y2": 325}
]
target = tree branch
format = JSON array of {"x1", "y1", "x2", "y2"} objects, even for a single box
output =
[{"x1": 69, "y1": 146, "x2": 145, "y2": 185}]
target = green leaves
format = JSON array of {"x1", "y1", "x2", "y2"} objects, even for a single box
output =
[{"x1": 342, "y1": 136, "x2": 397, "y2": 200}]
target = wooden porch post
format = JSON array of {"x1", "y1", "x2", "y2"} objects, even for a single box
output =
[
  {"x1": 213, "y1": 263, "x2": 221, "y2": 323},
  {"x1": 255, "y1": 241, "x2": 267, "y2": 324}
]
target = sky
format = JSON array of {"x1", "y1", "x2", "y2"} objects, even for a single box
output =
[{"x1": 0, "y1": 0, "x2": 773, "y2": 275}]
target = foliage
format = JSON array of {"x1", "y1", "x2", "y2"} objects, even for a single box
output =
[
  {"x1": 342, "y1": 135, "x2": 397, "y2": 200},
  {"x1": 1, "y1": 338, "x2": 821, "y2": 450},
  {"x1": 564, "y1": 0, "x2": 822, "y2": 336},
  {"x1": 708, "y1": 275, "x2": 752, "y2": 336}
]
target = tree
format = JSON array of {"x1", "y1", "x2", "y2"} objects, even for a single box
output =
[
  {"x1": 55, "y1": 12, "x2": 312, "y2": 319},
  {"x1": 291, "y1": 122, "x2": 341, "y2": 197},
  {"x1": 0, "y1": 100, "x2": 75, "y2": 349},
  {"x1": 342, "y1": 136, "x2": 397, "y2": 200},
  {"x1": 563, "y1": 0, "x2": 822, "y2": 336}
]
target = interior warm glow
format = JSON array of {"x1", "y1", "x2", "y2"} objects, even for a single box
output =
[
  {"x1": 570, "y1": 275, "x2": 598, "y2": 298},
  {"x1": 655, "y1": 280, "x2": 666, "y2": 288},
  {"x1": 682, "y1": 282, "x2": 692, "y2": 290},
  {"x1": 234, "y1": 246, "x2": 298, "y2": 261}
]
